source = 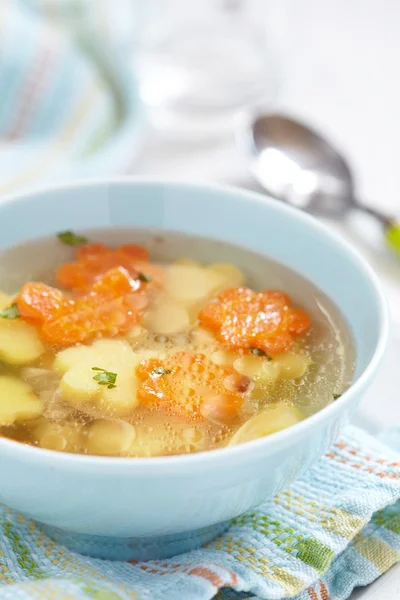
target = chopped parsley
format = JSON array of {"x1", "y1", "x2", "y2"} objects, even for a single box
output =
[
  {"x1": 249, "y1": 347, "x2": 272, "y2": 360},
  {"x1": 92, "y1": 367, "x2": 117, "y2": 389},
  {"x1": 138, "y1": 272, "x2": 153, "y2": 283},
  {"x1": 333, "y1": 393, "x2": 342, "y2": 401},
  {"x1": 57, "y1": 230, "x2": 88, "y2": 246},
  {"x1": 0, "y1": 303, "x2": 20, "y2": 319},
  {"x1": 153, "y1": 367, "x2": 172, "y2": 376}
]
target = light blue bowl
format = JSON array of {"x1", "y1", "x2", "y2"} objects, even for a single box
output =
[{"x1": 0, "y1": 180, "x2": 388, "y2": 560}]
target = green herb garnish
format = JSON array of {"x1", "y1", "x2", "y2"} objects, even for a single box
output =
[
  {"x1": 57, "y1": 230, "x2": 88, "y2": 246},
  {"x1": 333, "y1": 393, "x2": 342, "y2": 400},
  {"x1": 138, "y1": 272, "x2": 153, "y2": 283},
  {"x1": 153, "y1": 367, "x2": 172, "y2": 376},
  {"x1": 249, "y1": 347, "x2": 272, "y2": 360},
  {"x1": 0, "y1": 303, "x2": 20, "y2": 319},
  {"x1": 92, "y1": 367, "x2": 117, "y2": 389}
]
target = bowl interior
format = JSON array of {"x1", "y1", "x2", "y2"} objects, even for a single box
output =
[{"x1": 0, "y1": 180, "x2": 386, "y2": 383}]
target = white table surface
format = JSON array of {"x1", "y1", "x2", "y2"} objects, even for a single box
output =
[{"x1": 132, "y1": 0, "x2": 400, "y2": 596}]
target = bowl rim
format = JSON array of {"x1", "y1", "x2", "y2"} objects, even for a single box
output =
[{"x1": 0, "y1": 178, "x2": 389, "y2": 473}]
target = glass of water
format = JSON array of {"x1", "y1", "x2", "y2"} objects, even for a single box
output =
[{"x1": 132, "y1": 0, "x2": 283, "y2": 139}]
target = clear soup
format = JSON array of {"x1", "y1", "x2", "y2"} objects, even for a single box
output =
[{"x1": 0, "y1": 229, "x2": 355, "y2": 457}]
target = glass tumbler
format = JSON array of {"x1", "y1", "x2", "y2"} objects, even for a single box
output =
[{"x1": 132, "y1": 0, "x2": 283, "y2": 138}]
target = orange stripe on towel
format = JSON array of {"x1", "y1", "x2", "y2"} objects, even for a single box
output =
[
  {"x1": 307, "y1": 586, "x2": 318, "y2": 600},
  {"x1": 189, "y1": 567, "x2": 223, "y2": 588},
  {"x1": 320, "y1": 581, "x2": 330, "y2": 599}
]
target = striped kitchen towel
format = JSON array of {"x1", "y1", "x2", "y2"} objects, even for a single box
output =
[
  {"x1": 0, "y1": 426, "x2": 400, "y2": 599},
  {"x1": 0, "y1": 0, "x2": 143, "y2": 196}
]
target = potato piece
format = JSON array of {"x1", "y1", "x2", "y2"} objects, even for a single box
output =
[
  {"x1": 208, "y1": 263, "x2": 245, "y2": 288},
  {"x1": 210, "y1": 349, "x2": 238, "y2": 367},
  {"x1": 174, "y1": 258, "x2": 200, "y2": 267},
  {"x1": 54, "y1": 340, "x2": 165, "y2": 417},
  {"x1": 126, "y1": 420, "x2": 207, "y2": 457},
  {"x1": 165, "y1": 265, "x2": 225, "y2": 304},
  {"x1": 179, "y1": 426, "x2": 204, "y2": 445},
  {"x1": 186, "y1": 300, "x2": 209, "y2": 324},
  {"x1": 128, "y1": 421, "x2": 195, "y2": 457},
  {"x1": 177, "y1": 426, "x2": 206, "y2": 453},
  {"x1": 0, "y1": 320, "x2": 44, "y2": 365},
  {"x1": 32, "y1": 420, "x2": 83, "y2": 452},
  {"x1": 126, "y1": 326, "x2": 146, "y2": 343},
  {"x1": 128, "y1": 424, "x2": 168, "y2": 457},
  {"x1": 150, "y1": 291, "x2": 200, "y2": 326},
  {"x1": 53, "y1": 345, "x2": 93, "y2": 374},
  {"x1": 233, "y1": 356, "x2": 280, "y2": 384},
  {"x1": 171, "y1": 332, "x2": 191, "y2": 347},
  {"x1": 191, "y1": 327, "x2": 216, "y2": 347},
  {"x1": 22, "y1": 416, "x2": 47, "y2": 430},
  {"x1": 228, "y1": 404, "x2": 303, "y2": 446},
  {"x1": 0, "y1": 292, "x2": 12, "y2": 311},
  {"x1": 40, "y1": 432, "x2": 67, "y2": 451},
  {"x1": 100, "y1": 381, "x2": 139, "y2": 418},
  {"x1": 0, "y1": 376, "x2": 43, "y2": 426},
  {"x1": 145, "y1": 304, "x2": 190, "y2": 335},
  {"x1": 60, "y1": 364, "x2": 100, "y2": 404},
  {"x1": 86, "y1": 418, "x2": 136, "y2": 456},
  {"x1": 274, "y1": 353, "x2": 310, "y2": 380},
  {"x1": 56, "y1": 340, "x2": 135, "y2": 415}
]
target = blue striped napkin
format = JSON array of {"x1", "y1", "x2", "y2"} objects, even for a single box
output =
[{"x1": 0, "y1": 0, "x2": 143, "y2": 196}]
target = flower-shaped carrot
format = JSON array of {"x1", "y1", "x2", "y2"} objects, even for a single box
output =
[
  {"x1": 56, "y1": 243, "x2": 164, "y2": 292},
  {"x1": 199, "y1": 287, "x2": 310, "y2": 356},
  {"x1": 17, "y1": 267, "x2": 145, "y2": 347},
  {"x1": 136, "y1": 351, "x2": 250, "y2": 423}
]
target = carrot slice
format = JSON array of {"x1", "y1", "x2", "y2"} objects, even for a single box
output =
[
  {"x1": 77, "y1": 243, "x2": 149, "y2": 263},
  {"x1": 133, "y1": 261, "x2": 165, "y2": 288},
  {"x1": 56, "y1": 251, "x2": 149, "y2": 292},
  {"x1": 199, "y1": 287, "x2": 310, "y2": 356},
  {"x1": 18, "y1": 264, "x2": 147, "y2": 347},
  {"x1": 117, "y1": 244, "x2": 149, "y2": 261},
  {"x1": 17, "y1": 283, "x2": 71, "y2": 323},
  {"x1": 76, "y1": 243, "x2": 109, "y2": 261},
  {"x1": 56, "y1": 262, "x2": 95, "y2": 291},
  {"x1": 136, "y1": 352, "x2": 246, "y2": 422},
  {"x1": 289, "y1": 309, "x2": 311, "y2": 335},
  {"x1": 90, "y1": 267, "x2": 141, "y2": 299},
  {"x1": 41, "y1": 297, "x2": 139, "y2": 347}
]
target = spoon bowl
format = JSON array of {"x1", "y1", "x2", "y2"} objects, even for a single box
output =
[
  {"x1": 247, "y1": 115, "x2": 355, "y2": 217},
  {"x1": 243, "y1": 114, "x2": 400, "y2": 254}
]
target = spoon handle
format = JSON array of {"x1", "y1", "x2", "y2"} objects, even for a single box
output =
[
  {"x1": 384, "y1": 222, "x2": 400, "y2": 255},
  {"x1": 353, "y1": 199, "x2": 400, "y2": 254}
]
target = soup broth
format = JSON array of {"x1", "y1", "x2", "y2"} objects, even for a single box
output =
[{"x1": 0, "y1": 230, "x2": 355, "y2": 456}]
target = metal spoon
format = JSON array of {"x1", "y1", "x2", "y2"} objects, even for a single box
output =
[{"x1": 243, "y1": 114, "x2": 400, "y2": 252}]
